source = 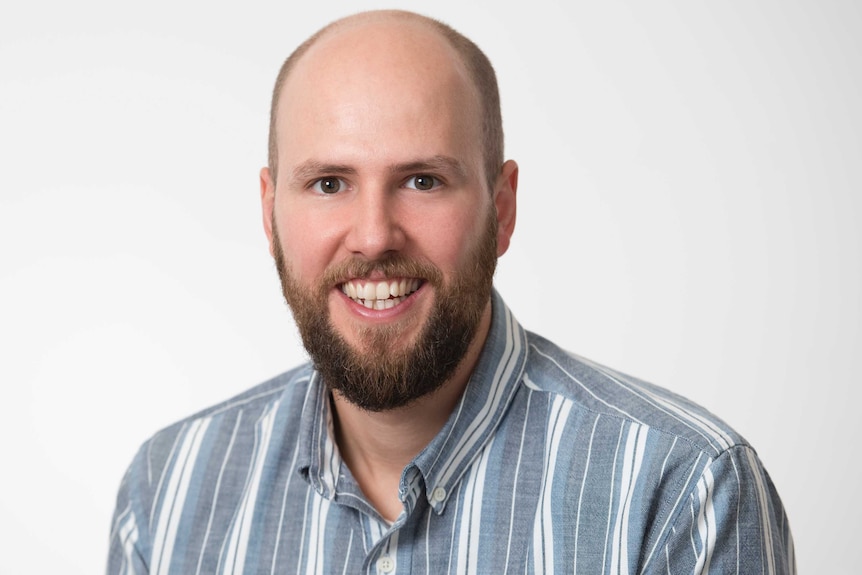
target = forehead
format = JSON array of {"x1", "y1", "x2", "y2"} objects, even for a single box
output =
[{"x1": 275, "y1": 18, "x2": 482, "y2": 168}]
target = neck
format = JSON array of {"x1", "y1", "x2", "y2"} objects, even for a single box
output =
[{"x1": 331, "y1": 301, "x2": 492, "y2": 521}]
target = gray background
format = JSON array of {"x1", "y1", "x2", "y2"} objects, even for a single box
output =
[{"x1": 1, "y1": 1, "x2": 859, "y2": 572}]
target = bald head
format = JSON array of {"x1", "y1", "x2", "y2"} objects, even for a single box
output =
[{"x1": 267, "y1": 10, "x2": 503, "y2": 191}]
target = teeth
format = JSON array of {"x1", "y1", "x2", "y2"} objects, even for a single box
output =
[
  {"x1": 376, "y1": 282, "x2": 389, "y2": 301},
  {"x1": 340, "y1": 278, "x2": 421, "y2": 308}
]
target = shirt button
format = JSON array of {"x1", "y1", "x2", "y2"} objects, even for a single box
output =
[
  {"x1": 376, "y1": 555, "x2": 395, "y2": 573},
  {"x1": 432, "y1": 487, "x2": 446, "y2": 502}
]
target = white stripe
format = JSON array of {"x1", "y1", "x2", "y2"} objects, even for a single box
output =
[
  {"x1": 446, "y1": 489, "x2": 462, "y2": 575},
  {"x1": 532, "y1": 395, "x2": 572, "y2": 575},
  {"x1": 221, "y1": 401, "x2": 280, "y2": 574},
  {"x1": 195, "y1": 411, "x2": 243, "y2": 575},
  {"x1": 730, "y1": 454, "x2": 741, "y2": 575},
  {"x1": 745, "y1": 448, "x2": 776, "y2": 575},
  {"x1": 455, "y1": 435, "x2": 494, "y2": 575},
  {"x1": 149, "y1": 423, "x2": 187, "y2": 525},
  {"x1": 693, "y1": 467, "x2": 717, "y2": 574},
  {"x1": 294, "y1": 488, "x2": 313, "y2": 574},
  {"x1": 503, "y1": 390, "x2": 534, "y2": 575},
  {"x1": 269, "y1": 425, "x2": 303, "y2": 575},
  {"x1": 640, "y1": 452, "x2": 709, "y2": 572},
  {"x1": 119, "y1": 509, "x2": 139, "y2": 575},
  {"x1": 425, "y1": 510, "x2": 432, "y2": 574},
  {"x1": 304, "y1": 489, "x2": 331, "y2": 575},
  {"x1": 688, "y1": 501, "x2": 697, "y2": 558},
  {"x1": 600, "y1": 422, "x2": 626, "y2": 574},
  {"x1": 659, "y1": 436, "x2": 678, "y2": 482},
  {"x1": 434, "y1": 306, "x2": 524, "y2": 488},
  {"x1": 151, "y1": 417, "x2": 211, "y2": 575},
  {"x1": 340, "y1": 530, "x2": 354, "y2": 575},
  {"x1": 609, "y1": 424, "x2": 647, "y2": 574},
  {"x1": 110, "y1": 502, "x2": 133, "y2": 545}
]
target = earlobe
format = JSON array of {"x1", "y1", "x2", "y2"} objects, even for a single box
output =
[
  {"x1": 260, "y1": 167, "x2": 276, "y2": 256},
  {"x1": 494, "y1": 160, "x2": 518, "y2": 257}
]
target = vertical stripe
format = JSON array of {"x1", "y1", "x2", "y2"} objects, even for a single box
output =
[
  {"x1": 503, "y1": 390, "x2": 534, "y2": 575},
  {"x1": 659, "y1": 437, "x2": 677, "y2": 482},
  {"x1": 532, "y1": 395, "x2": 573, "y2": 575},
  {"x1": 745, "y1": 448, "x2": 776, "y2": 575},
  {"x1": 692, "y1": 468, "x2": 716, "y2": 574},
  {"x1": 149, "y1": 423, "x2": 187, "y2": 525},
  {"x1": 119, "y1": 509, "x2": 139, "y2": 575},
  {"x1": 455, "y1": 435, "x2": 494, "y2": 575},
  {"x1": 304, "y1": 492, "x2": 331, "y2": 575},
  {"x1": 151, "y1": 417, "x2": 211, "y2": 575},
  {"x1": 446, "y1": 489, "x2": 462, "y2": 575},
  {"x1": 196, "y1": 412, "x2": 243, "y2": 575},
  {"x1": 730, "y1": 453, "x2": 741, "y2": 575},
  {"x1": 609, "y1": 423, "x2": 647, "y2": 574},
  {"x1": 640, "y1": 452, "x2": 708, "y2": 572},
  {"x1": 269, "y1": 431, "x2": 303, "y2": 575},
  {"x1": 221, "y1": 401, "x2": 279, "y2": 574},
  {"x1": 339, "y1": 530, "x2": 354, "y2": 575},
  {"x1": 600, "y1": 422, "x2": 626, "y2": 574},
  {"x1": 572, "y1": 413, "x2": 601, "y2": 575},
  {"x1": 434, "y1": 307, "x2": 523, "y2": 489}
]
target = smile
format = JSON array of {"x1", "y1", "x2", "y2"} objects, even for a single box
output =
[{"x1": 340, "y1": 278, "x2": 422, "y2": 310}]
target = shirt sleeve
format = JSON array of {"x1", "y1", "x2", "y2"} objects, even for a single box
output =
[
  {"x1": 644, "y1": 444, "x2": 795, "y2": 574},
  {"x1": 106, "y1": 447, "x2": 151, "y2": 575}
]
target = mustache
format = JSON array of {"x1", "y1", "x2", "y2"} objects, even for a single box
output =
[{"x1": 320, "y1": 255, "x2": 443, "y2": 287}]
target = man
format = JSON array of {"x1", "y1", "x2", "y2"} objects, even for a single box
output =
[{"x1": 108, "y1": 10, "x2": 794, "y2": 574}]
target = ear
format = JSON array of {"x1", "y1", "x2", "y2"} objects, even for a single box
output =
[
  {"x1": 260, "y1": 167, "x2": 277, "y2": 256},
  {"x1": 493, "y1": 160, "x2": 518, "y2": 257}
]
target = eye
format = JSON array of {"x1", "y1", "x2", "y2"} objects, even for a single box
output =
[
  {"x1": 404, "y1": 174, "x2": 440, "y2": 191},
  {"x1": 313, "y1": 177, "x2": 344, "y2": 194}
]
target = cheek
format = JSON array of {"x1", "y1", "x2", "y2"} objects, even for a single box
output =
[
  {"x1": 273, "y1": 202, "x2": 338, "y2": 283},
  {"x1": 416, "y1": 200, "x2": 492, "y2": 272}
]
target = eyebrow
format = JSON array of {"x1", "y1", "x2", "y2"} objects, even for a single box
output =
[
  {"x1": 288, "y1": 155, "x2": 468, "y2": 185},
  {"x1": 290, "y1": 161, "x2": 357, "y2": 184},
  {"x1": 389, "y1": 155, "x2": 468, "y2": 179}
]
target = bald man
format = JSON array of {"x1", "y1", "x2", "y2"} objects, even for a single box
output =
[{"x1": 108, "y1": 10, "x2": 795, "y2": 574}]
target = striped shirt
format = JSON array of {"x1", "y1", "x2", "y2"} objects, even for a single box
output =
[{"x1": 107, "y1": 290, "x2": 795, "y2": 574}]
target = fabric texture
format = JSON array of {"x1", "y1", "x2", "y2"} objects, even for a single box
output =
[{"x1": 107, "y1": 290, "x2": 795, "y2": 574}]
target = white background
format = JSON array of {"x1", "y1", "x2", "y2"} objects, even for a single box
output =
[{"x1": 1, "y1": 1, "x2": 859, "y2": 573}]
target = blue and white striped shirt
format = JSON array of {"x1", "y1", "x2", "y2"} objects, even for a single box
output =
[{"x1": 108, "y1": 291, "x2": 794, "y2": 574}]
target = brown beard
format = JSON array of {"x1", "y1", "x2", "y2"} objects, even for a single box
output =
[{"x1": 272, "y1": 207, "x2": 498, "y2": 412}]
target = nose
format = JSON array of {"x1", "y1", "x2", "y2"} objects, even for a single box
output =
[{"x1": 343, "y1": 185, "x2": 406, "y2": 260}]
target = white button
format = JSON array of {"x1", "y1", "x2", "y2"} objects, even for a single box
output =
[
  {"x1": 432, "y1": 487, "x2": 447, "y2": 502},
  {"x1": 376, "y1": 555, "x2": 395, "y2": 573}
]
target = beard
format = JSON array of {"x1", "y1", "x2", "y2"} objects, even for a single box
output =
[{"x1": 272, "y1": 208, "x2": 498, "y2": 412}]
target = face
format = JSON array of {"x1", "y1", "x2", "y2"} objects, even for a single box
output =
[{"x1": 261, "y1": 20, "x2": 517, "y2": 411}]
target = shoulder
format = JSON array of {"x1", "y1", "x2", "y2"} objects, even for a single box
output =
[
  {"x1": 137, "y1": 363, "x2": 315, "y2": 467},
  {"x1": 522, "y1": 331, "x2": 746, "y2": 457}
]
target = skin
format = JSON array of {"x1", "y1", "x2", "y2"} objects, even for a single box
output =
[{"x1": 260, "y1": 13, "x2": 518, "y2": 521}]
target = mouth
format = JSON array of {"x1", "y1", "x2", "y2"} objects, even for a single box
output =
[{"x1": 339, "y1": 278, "x2": 422, "y2": 310}]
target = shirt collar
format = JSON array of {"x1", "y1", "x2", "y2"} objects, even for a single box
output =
[
  {"x1": 412, "y1": 289, "x2": 528, "y2": 513},
  {"x1": 296, "y1": 289, "x2": 529, "y2": 514}
]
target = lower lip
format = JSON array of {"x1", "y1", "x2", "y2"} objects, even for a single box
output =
[{"x1": 336, "y1": 282, "x2": 425, "y2": 320}]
